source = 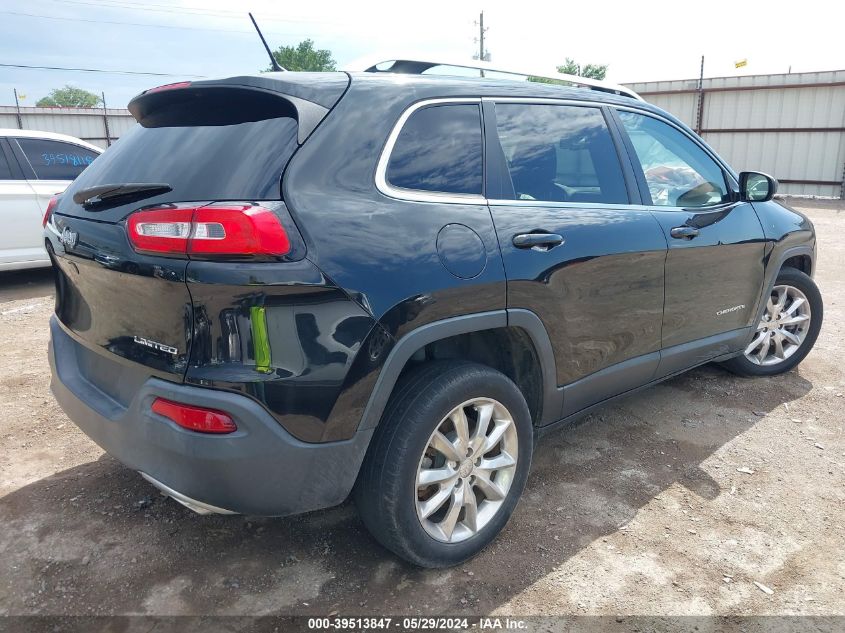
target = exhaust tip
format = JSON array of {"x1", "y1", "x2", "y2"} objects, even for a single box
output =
[{"x1": 139, "y1": 472, "x2": 238, "y2": 516}]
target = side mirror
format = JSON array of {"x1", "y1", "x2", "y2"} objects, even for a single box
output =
[{"x1": 739, "y1": 171, "x2": 778, "y2": 202}]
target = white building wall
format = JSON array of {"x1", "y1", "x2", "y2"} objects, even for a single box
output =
[{"x1": 0, "y1": 106, "x2": 135, "y2": 150}]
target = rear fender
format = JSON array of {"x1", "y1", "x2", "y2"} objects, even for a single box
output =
[{"x1": 356, "y1": 309, "x2": 562, "y2": 432}]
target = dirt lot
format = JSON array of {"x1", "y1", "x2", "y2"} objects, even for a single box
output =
[{"x1": 0, "y1": 200, "x2": 843, "y2": 621}]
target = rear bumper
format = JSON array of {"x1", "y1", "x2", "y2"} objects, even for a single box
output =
[{"x1": 48, "y1": 316, "x2": 373, "y2": 516}]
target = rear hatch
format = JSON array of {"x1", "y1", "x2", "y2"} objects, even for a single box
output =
[{"x1": 48, "y1": 74, "x2": 348, "y2": 383}]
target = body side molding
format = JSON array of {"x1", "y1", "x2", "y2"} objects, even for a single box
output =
[
  {"x1": 746, "y1": 244, "x2": 815, "y2": 348},
  {"x1": 357, "y1": 309, "x2": 563, "y2": 431},
  {"x1": 506, "y1": 308, "x2": 563, "y2": 424}
]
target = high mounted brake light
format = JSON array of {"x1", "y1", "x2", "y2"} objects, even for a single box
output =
[
  {"x1": 146, "y1": 81, "x2": 192, "y2": 94},
  {"x1": 126, "y1": 203, "x2": 290, "y2": 258}
]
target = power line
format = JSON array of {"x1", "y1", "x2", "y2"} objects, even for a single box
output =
[
  {"x1": 63, "y1": 0, "x2": 242, "y2": 16},
  {"x1": 0, "y1": 63, "x2": 206, "y2": 78},
  {"x1": 35, "y1": 0, "x2": 259, "y2": 18},
  {"x1": 33, "y1": 0, "x2": 340, "y2": 23},
  {"x1": 1, "y1": 9, "x2": 310, "y2": 36}
]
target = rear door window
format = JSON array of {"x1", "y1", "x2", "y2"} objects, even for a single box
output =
[
  {"x1": 0, "y1": 141, "x2": 13, "y2": 180},
  {"x1": 15, "y1": 138, "x2": 99, "y2": 180},
  {"x1": 386, "y1": 104, "x2": 483, "y2": 196},
  {"x1": 493, "y1": 103, "x2": 628, "y2": 204}
]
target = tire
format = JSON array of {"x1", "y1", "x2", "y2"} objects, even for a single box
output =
[
  {"x1": 721, "y1": 266, "x2": 823, "y2": 377},
  {"x1": 354, "y1": 360, "x2": 533, "y2": 568}
]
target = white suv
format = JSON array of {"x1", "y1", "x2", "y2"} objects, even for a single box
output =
[{"x1": 0, "y1": 129, "x2": 101, "y2": 271}]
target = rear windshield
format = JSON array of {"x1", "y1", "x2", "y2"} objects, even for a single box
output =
[{"x1": 66, "y1": 116, "x2": 298, "y2": 201}]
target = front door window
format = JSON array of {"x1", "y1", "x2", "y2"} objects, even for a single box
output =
[{"x1": 618, "y1": 111, "x2": 730, "y2": 207}]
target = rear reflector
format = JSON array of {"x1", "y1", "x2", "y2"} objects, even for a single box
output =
[
  {"x1": 126, "y1": 203, "x2": 290, "y2": 257},
  {"x1": 43, "y1": 194, "x2": 60, "y2": 227},
  {"x1": 151, "y1": 397, "x2": 237, "y2": 434}
]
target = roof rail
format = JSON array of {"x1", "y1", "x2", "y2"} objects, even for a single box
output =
[{"x1": 343, "y1": 54, "x2": 643, "y2": 101}]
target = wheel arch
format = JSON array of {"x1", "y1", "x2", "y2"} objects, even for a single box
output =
[
  {"x1": 357, "y1": 310, "x2": 561, "y2": 432},
  {"x1": 746, "y1": 244, "x2": 815, "y2": 347},
  {"x1": 781, "y1": 253, "x2": 813, "y2": 277}
]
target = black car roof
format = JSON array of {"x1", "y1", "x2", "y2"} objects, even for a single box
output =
[
  {"x1": 193, "y1": 71, "x2": 654, "y2": 108},
  {"x1": 162, "y1": 70, "x2": 679, "y2": 130}
]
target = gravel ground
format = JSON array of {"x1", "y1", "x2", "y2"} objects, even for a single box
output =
[{"x1": 0, "y1": 200, "x2": 843, "y2": 621}]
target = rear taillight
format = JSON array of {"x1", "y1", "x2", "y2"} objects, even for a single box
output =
[
  {"x1": 126, "y1": 204, "x2": 290, "y2": 258},
  {"x1": 127, "y1": 207, "x2": 193, "y2": 255},
  {"x1": 43, "y1": 195, "x2": 60, "y2": 227},
  {"x1": 151, "y1": 397, "x2": 237, "y2": 434}
]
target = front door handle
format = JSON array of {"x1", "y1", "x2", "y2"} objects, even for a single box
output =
[
  {"x1": 670, "y1": 225, "x2": 700, "y2": 240},
  {"x1": 512, "y1": 233, "x2": 564, "y2": 250}
]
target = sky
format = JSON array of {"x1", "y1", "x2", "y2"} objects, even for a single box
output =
[{"x1": 1, "y1": 0, "x2": 843, "y2": 108}]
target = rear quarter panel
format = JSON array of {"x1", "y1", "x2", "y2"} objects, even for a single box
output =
[
  {"x1": 184, "y1": 258, "x2": 379, "y2": 442},
  {"x1": 281, "y1": 79, "x2": 508, "y2": 439}
]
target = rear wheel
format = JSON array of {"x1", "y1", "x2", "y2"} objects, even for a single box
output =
[
  {"x1": 721, "y1": 267, "x2": 822, "y2": 376},
  {"x1": 354, "y1": 361, "x2": 532, "y2": 568}
]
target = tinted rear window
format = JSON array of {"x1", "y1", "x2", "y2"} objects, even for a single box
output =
[
  {"x1": 66, "y1": 116, "x2": 298, "y2": 201},
  {"x1": 386, "y1": 104, "x2": 483, "y2": 195}
]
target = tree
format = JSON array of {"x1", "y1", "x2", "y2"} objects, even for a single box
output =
[
  {"x1": 37, "y1": 85, "x2": 102, "y2": 108},
  {"x1": 265, "y1": 39, "x2": 336, "y2": 72},
  {"x1": 579, "y1": 63, "x2": 609, "y2": 80},
  {"x1": 529, "y1": 58, "x2": 609, "y2": 84}
]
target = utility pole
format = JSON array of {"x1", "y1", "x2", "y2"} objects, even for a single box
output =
[
  {"x1": 474, "y1": 11, "x2": 489, "y2": 77},
  {"x1": 101, "y1": 92, "x2": 112, "y2": 147},
  {"x1": 13, "y1": 89, "x2": 23, "y2": 129},
  {"x1": 695, "y1": 55, "x2": 705, "y2": 135}
]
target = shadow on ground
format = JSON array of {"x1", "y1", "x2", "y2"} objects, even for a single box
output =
[
  {"x1": 0, "y1": 268, "x2": 54, "y2": 303},
  {"x1": 0, "y1": 364, "x2": 813, "y2": 616}
]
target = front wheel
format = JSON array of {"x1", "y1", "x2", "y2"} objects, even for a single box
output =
[
  {"x1": 721, "y1": 266, "x2": 823, "y2": 377},
  {"x1": 354, "y1": 361, "x2": 533, "y2": 568}
]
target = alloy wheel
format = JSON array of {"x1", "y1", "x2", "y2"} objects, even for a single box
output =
[
  {"x1": 744, "y1": 284, "x2": 812, "y2": 366},
  {"x1": 415, "y1": 398, "x2": 518, "y2": 543}
]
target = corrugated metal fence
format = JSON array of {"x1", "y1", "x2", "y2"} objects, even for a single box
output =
[
  {"x1": 625, "y1": 69, "x2": 845, "y2": 198},
  {"x1": 0, "y1": 105, "x2": 134, "y2": 150}
]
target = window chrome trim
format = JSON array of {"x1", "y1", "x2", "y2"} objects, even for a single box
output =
[
  {"x1": 487, "y1": 199, "x2": 651, "y2": 211},
  {"x1": 375, "y1": 97, "x2": 486, "y2": 205},
  {"x1": 375, "y1": 96, "x2": 740, "y2": 212},
  {"x1": 486, "y1": 198, "x2": 743, "y2": 214}
]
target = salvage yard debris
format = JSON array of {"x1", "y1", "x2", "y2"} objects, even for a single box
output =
[{"x1": 753, "y1": 581, "x2": 775, "y2": 595}]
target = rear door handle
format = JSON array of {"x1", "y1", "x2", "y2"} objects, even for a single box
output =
[
  {"x1": 670, "y1": 226, "x2": 700, "y2": 240},
  {"x1": 512, "y1": 233, "x2": 564, "y2": 249}
]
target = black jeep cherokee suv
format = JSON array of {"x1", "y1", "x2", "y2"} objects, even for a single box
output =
[{"x1": 46, "y1": 69, "x2": 822, "y2": 567}]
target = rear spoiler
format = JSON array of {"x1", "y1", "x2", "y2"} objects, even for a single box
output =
[{"x1": 128, "y1": 73, "x2": 350, "y2": 144}]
